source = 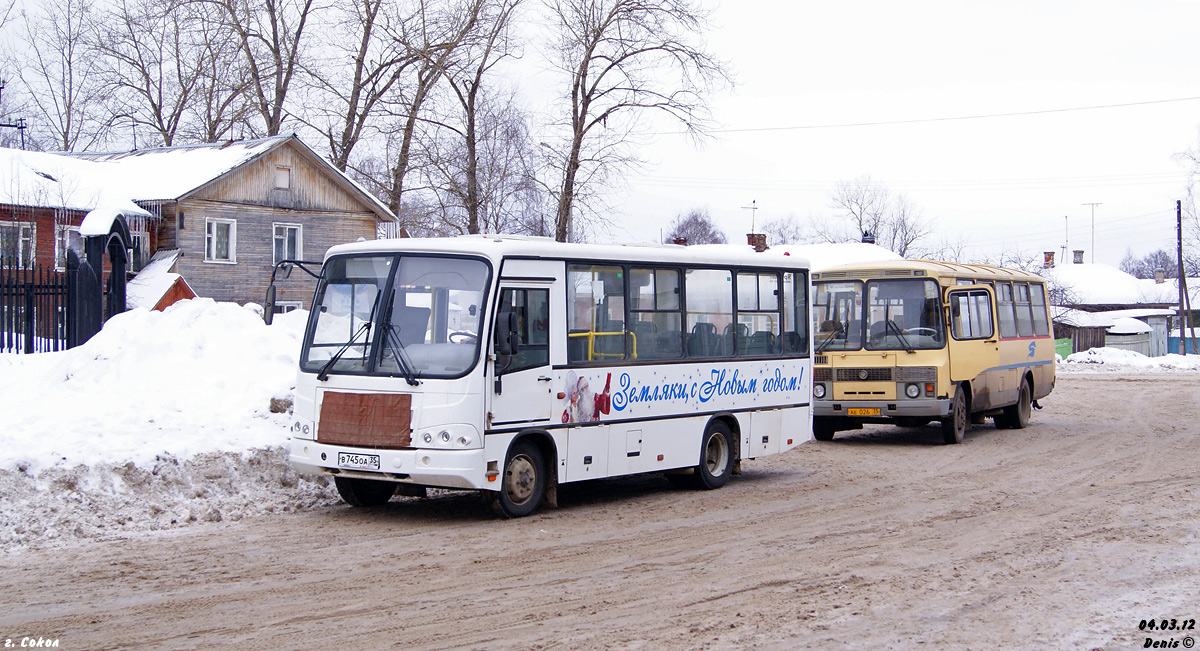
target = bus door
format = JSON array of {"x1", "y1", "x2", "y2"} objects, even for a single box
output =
[
  {"x1": 945, "y1": 286, "x2": 1000, "y2": 410},
  {"x1": 489, "y1": 282, "x2": 555, "y2": 428}
]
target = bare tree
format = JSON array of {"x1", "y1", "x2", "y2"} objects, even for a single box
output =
[
  {"x1": 1120, "y1": 248, "x2": 1177, "y2": 279},
  {"x1": 181, "y1": 1, "x2": 255, "y2": 142},
  {"x1": 91, "y1": 0, "x2": 206, "y2": 147},
  {"x1": 376, "y1": 0, "x2": 484, "y2": 217},
  {"x1": 829, "y1": 175, "x2": 889, "y2": 243},
  {"x1": 207, "y1": 0, "x2": 317, "y2": 136},
  {"x1": 436, "y1": 0, "x2": 522, "y2": 233},
  {"x1": 421, "y1": 87, "x2": 547, "y2": 235},
  {"x1": 15, "y1": 0, "x2": 110, "y2": 150},
  {"x1": 664, "y1": 208, "x2": 725, "y2": 245},
  {"x1": 759, "y1": 214, "x2": 811, "y2": 247},
  {"x1": 300, "y1": 0, "x2": 420, "y2": 171},
  {"x1": 823, "y1": 175, "x2": 932, "y2": 256},
  {"x1": 884, "y1": 194, "x2": 933, "y2": 257},
  {"x1": 544, "y1": 0, "x2": 730, "y2": 242}
]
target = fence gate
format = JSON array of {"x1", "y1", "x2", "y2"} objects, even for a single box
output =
[{"x1": 1, "y1": 258, "x2": 69, "y2": 354}]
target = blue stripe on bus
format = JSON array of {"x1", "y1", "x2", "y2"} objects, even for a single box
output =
[{"x1": 983, "y1": 359, "x2": 1055, "y2": 374}]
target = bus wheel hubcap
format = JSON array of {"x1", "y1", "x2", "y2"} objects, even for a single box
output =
[{"x1": 506, "y1": 456, "x2": 536, "y2": 504}]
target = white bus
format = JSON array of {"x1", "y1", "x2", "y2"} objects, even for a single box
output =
[{"x1": 287, "y1": 235, "x2": 813, "y2": 517}]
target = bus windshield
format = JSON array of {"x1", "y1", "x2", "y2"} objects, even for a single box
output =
[
  {"x1": 301, "y1": 254, "x2": 490, "y2": 378},
  {"x1": 814, "y1": 278, "x2": 944, "y2": 352}
]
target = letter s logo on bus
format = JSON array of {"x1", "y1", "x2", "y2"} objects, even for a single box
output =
[{"x1": 1028, "y1": 341, "x2": 1036, "y2": 358}]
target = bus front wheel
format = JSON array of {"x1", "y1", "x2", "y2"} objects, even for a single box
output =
[
  {"x1": 692, "y1": 421, "x2": 735, "y2": 489},
  {"x1": 492, "y1": 440, "x2": 546, "y2": 518},
  {"x1": 334, "y1": 476, "x2": 397, "y2": 507},
  {"x1": 941, "y1": 386, "x2": 968, "y2": 445},
  {"x1": 813, "y1": 420, "x2": 835, "y2": 441}
]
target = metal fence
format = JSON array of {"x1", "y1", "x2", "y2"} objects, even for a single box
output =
[{"x1": 0, "y1": 258, "x2": 69, "y2": 354}]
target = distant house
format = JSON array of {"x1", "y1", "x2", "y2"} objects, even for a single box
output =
[
  {"x1": 3, "y1": 136, "x2": 397, "y2": 314},
  {"x1": 73, "y1": 135, "x2": 396, "y2": 311},
  {"x1": 0, "y1": 148, "x2": 152, "y2": 274},
  {"x1": 1045, "y1": 262, "x2": 1200, "y2": 356}
]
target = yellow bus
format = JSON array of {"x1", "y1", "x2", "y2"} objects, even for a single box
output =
[{"x1": 811, "y1": 260, "x2": 1055, "y2": 444}]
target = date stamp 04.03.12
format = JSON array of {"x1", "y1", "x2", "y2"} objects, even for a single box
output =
[{"x1": 1139, "y1": 619, "x2": 1197, "y2": 648}]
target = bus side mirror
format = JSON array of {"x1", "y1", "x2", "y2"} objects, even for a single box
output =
[
  {"x1": 263, "y1": 285, "x2": 276, "y2": 325},
  {"x1": 497, "y1": 311, "x2": 519, "y2": 356}
]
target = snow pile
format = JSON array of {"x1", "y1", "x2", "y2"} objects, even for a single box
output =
[
  {"x1": 0, "y1": 299, "x2": 338, "y2": 550},
  {"x1": 1060, "y1": 347, "x2": 1200, "y2": 372}
]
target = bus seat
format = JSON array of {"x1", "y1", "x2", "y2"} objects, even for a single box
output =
[
  {"x1": 395, "y1": 306, "x2": 430, "y2": 346},
  {"x1": 687, "y1": 322, "x2": 719, "y2": 357}
]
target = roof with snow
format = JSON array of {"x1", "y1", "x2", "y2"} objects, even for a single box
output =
[
  {"x1": 769, "y1": 242, "x2": 903, "y2": 271},
  {"x1": 71, "y1": 135, "x2": 395, "y2": 222},
  {"x1": 127, "y1": 250, "x2": 193, "y2": 310},
  {"x1": 2, "y1": 135, "x2": 395, "y2": 223},
  {"x1": 1043, "y1": 262, "x2": 1200, "y2": 306},
  {"x1": 0, "y1": 148, "x2": 150, "y2": 216}
]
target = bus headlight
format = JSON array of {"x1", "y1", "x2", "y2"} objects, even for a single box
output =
[
  {"x1": 905, "y1": 383, "x2": 921, "y2": 399},
  {"x1": 813, "y1": 384, "x2": 826, "y2": 399}
]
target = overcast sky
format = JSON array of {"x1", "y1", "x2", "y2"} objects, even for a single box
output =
[{"x1": 572, "y1": 0, "x2": 1200, "y2": 267}]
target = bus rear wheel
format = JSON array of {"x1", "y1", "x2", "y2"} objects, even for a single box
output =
[
  {"x1": 999, "y1": 379, "x2": 1032, "y2": 430},
  {"x1": 334, "y1": 476, "x2": 397, "y2": 507},
  {"x1": 492, "y1": 440, "x2": 546, "y2": 518},
  {"x1": 941, "y1": 386, "x2": 968, "y2": 445},
  {"x1": 692, "y1": 421, "x2": 734, "y2": 489}
]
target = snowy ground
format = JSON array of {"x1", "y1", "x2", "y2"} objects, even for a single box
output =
[
  {"x1": 2, "y1": 302, "x2": 1198, "y2": 552},
  {"x1": 0, "y1": 299, "x2": 338, "y2": 551}
]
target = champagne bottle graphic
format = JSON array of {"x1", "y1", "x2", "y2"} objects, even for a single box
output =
[{"x1": 594, "y1": 372, "x2": 612, "y2": 417}]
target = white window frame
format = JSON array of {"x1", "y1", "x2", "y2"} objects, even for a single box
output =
[
  {"x1": 1, "y1": 221, "x2": 36, "y2": 269},
  {"x1": 273, "y1": 222, "x2": 303, "y2": 265},
  {"x1": 272, "y1": 300, "x2": 304, "y2": 314},
  {"x1": 54, "y1": 224, "x2": 80, "y2": 271},
  {"x1": 274, "y1": 166, "x2": 292, "y2": 190},
  {"x1": 205, "y1": 217, "x2": 237, "y2": 264}
]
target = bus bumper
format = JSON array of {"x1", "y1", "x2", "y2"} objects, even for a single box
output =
[
  {"x1": 289, "y1": 439, "x2": 489, "y2": 490},
  {"x1": 813, "y1": 396, "x2": 953, "y2": 419}
]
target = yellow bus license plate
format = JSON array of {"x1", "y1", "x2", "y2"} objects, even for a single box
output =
[{"x1": 847, "y1": 408, "x2": 880, "y2": 417}]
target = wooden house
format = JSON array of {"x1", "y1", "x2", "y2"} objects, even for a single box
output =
[{"x1": 74, "y1": 135, "x2": 396, "y2": 310}]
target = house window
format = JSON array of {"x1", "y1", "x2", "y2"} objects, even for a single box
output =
[
  {"x1": 0, "y1": 221, "x2": 36, "y2": 269},
  {"x1": 54, "y1": 224, "x2": 80, "y2": 271},
  {"x1": 272, "y1": 301, "x2": 304, "y2": 315},
  {"x1": 205, "y1": 218, "x2": 237, "y2": 263},
  {"x1": 274, "y1": 166, "x2": 291, "y2": 190},
  {"x1": 273, "y1": 223, "x2": 302, "y2": 265}
]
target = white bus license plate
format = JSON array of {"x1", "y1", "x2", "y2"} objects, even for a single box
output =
[{"x1": 338, "y1": 452, "x2": 380, "y2": 471}]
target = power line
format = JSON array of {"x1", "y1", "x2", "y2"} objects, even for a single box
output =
[{"x1": 697, "y1": 96, "x2": 1200, "y2": 134}]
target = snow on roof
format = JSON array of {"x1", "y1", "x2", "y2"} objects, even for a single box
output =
[
  {"x1": 127, "y1": 250, "x2": 190, "y2": 310},
  {"x1": 0, "y1": 147, "x2": 150, "y2": 215},
  {"x1": 72, "y1": 137, "x2": 284, "y2": 202},
  {"x1": 1045, "y1": 262, "x2": 1200, "y2": 306},
  {"x1": 769, "y1": 242, "x2": 903, "y2": 271},
  {"x1": 1052, "y1": 307, "x2": 1116, "y2": 328},
  {"x1": 1108, "y1": 317, "x2": 1153, "y2": 335}
]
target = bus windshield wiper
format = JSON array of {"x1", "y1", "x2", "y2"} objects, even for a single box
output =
[
  {"x1": 381, "y1": 317, "x2": 421, "y2": 386},
  {"x1": 317, "y1": 321, "x2": 371, "y2": 381},
  {"x1": 886, "y1": 320, "x2": 915, "y2": 354}
]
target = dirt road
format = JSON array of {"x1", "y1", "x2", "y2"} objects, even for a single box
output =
[{"x1": 2, "y1": 372, "x2": 1199, "y2": 650}]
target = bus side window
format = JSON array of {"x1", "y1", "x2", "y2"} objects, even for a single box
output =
[{"x1": 1031, "y1": 283, "x2": 1049, "y2": 336}]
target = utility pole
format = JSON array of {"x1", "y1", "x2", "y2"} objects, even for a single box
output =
[
  {"x1": 1082, "y1": 203, "x2": 1101, "y2": 263},
  {"x1": 1178, "y1": 200, "x2": 1186, "y2": 354}
]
